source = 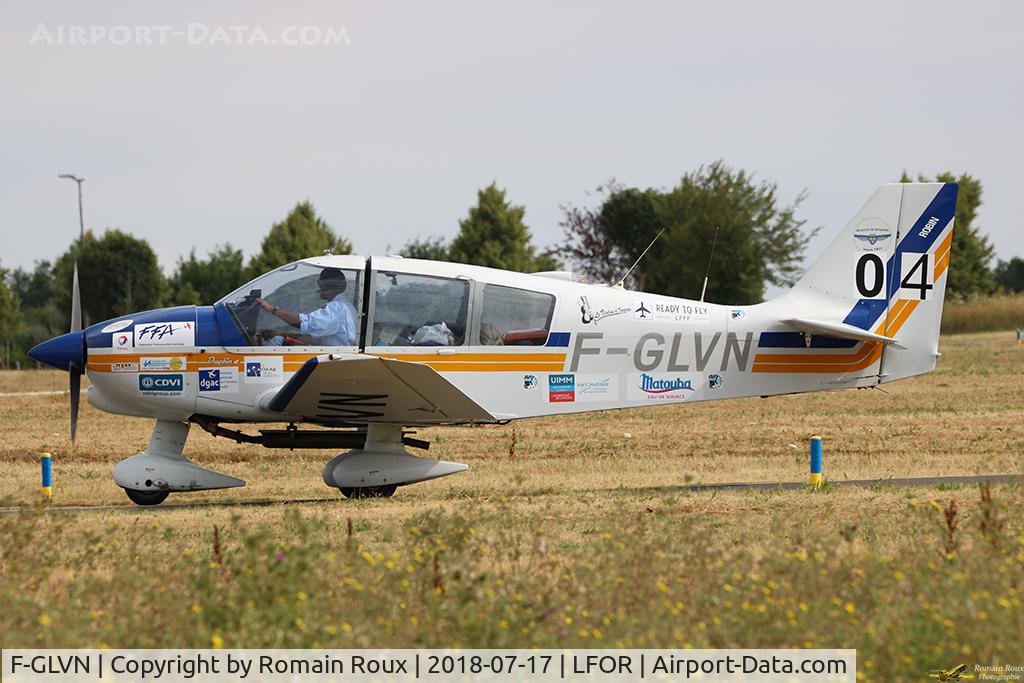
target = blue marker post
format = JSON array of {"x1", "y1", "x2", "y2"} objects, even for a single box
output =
[
  {"x1": 809, "y1": 437, "x2": 823, "y2": 488},
  {"x1": 41, "y1": 452, "x2": 53, "y2": 501},
  {"x1": 1017, "y1": 328, "x2": 1021, "y2": 349}
]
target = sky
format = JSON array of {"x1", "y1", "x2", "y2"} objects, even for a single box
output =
[{"x1": 2, "y1": 1, "x2": 1022, "y2": 294}]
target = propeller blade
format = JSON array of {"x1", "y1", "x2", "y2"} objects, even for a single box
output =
[
  {"x1": 69, "y1": 364, "x2": 81, "y2": 444},
  {"x1": 71, "y1": 261, "x2": 82, "y2": 332}
]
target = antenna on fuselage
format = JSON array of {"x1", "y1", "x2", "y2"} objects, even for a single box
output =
[
  {"x1": 612, "y1": 228, "x2": 665, "y2": 289},
  {"x1": 699, "y1": 226, "x2": 721, "y2": 303}
]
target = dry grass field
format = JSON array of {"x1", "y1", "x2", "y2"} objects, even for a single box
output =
[{"x1": 1, "y1": 330, "x2": 1022, "y2": 681}]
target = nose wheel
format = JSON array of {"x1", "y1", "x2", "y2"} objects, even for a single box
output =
[
  {"x1": 124, "y1": 488, "x2": 170, "y2": 506},
  {"x1": 339, "y1": 485, "x2": 397, "y2": 499}
]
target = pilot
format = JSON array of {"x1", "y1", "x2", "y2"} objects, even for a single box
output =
[{"x1": 255, "y1": 268, "x2": 358, "y2": 346}]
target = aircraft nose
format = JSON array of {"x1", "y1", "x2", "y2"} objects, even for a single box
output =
[{"x1": 28, "y1": 330, "x2": 86, "y2": 371}]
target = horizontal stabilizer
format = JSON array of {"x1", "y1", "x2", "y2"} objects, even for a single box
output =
[
  {"x1": 782, "y1": 317, "x2": 906, "y2": 349},
  {"x1": 265, "y1": 354, "x2": 494, "y2": 425}
]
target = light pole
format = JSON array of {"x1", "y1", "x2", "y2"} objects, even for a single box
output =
[{"x1": 58, "y1": 174, "x2": 85, "y2": 244}]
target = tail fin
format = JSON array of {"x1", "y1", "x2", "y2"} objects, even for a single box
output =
[{"x1": 789, "y1": 182, "x2": 958, "y2": 382}]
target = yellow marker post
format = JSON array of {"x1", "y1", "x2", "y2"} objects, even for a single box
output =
[
  {"x1": 41, "y1": 452, "x2": 53, "y2": 501},
  {"x1": 809, "y1": 437, "x2": 823, "y2": 488}
]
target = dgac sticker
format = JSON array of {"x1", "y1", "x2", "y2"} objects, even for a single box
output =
[{"x1": 198, "y1": 367, "x2": 239, "y2": 393}]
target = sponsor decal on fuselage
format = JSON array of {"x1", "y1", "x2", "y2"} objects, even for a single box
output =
[
  {"x1": 135, "y1": 321, "x2": 195, "y2": 348},
  {"x1": 198, "y1": 367, "x2": 239, "y2": 394},
  {"x1": 523, "y1": 374, "x2": 538, "y2": 389},
  {"x1": 548, "y1": 373, "x2": 575, "y2": 402},
  {"x1": 574, "y1": 374, "x2": 619, "y2": 402},
  {"x1": 112, "y1": 331, "x2": 134, "y2": 352},
  {"x1": 138, "y1": 373, "x2": 184, "y2": 395},
  {"x1": 244, "y1": 356, "x2": 284, "y2": 383},
  {"x1": 634, "y1": 300, "x2": 710, "y2": 323},
  {"x1": 203, "y1": 356, "x2": 241, "y2": 366},
  {"x1": 111, "y1": 362, "x2": 138, "y2": 373},
  {"x1": 579, "y1": 296, "x2": 630, "y2": 325},
  {"x1": 627, "y1": 372, "x2": 700, "y2": 401},
  {"x1": 139, "y1": 356, "x2": 186, "y2": 372}
]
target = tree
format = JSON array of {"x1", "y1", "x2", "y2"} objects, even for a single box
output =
[
  {"x1": 53, "y1": 229, "x2": 166, "y2": 324},
  {"x1": 0, "y1": 268, "x2": 25, "y2": 368},
  {"x1": 248, "y1": 202, "x2": 352, "y2": 277},
  {"x1": 901, "y1": 172, "x2": 995, "y2": 297},
  {"x1": 400, "y1": 235, "x2": 450, "y2": 261},
  {"x1": 168, "y1": 243, "x2": 248, "y2": 306},
  {"x1": 995, "y1": 257, "x2": 1024, "y2": 293},
  {"x1": 651, "y1": 162, "x2": 813, "y2": 303},
  {"x1": 561, "y1": 162, "x2": 815, "y2": 303},
  {"x1": 448, "y1": 183, "x2": 561, "y2": 272},
  {"x1": 9, "y1": 261, "x2": 64, "y2": 361},
  {"x1": 559, "y1": 181, "x2": 629, "y2": 285},
  {"x1": 599, "y1": 187, "x2": 662, "y2": 290}
]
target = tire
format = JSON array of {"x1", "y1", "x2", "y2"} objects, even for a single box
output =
[
  {"x1": 124, "y1": 488, "x2": 170, "y2": 506},
  {"x1": 339, "y1": 485, "x2": 397, "y2": 499}
]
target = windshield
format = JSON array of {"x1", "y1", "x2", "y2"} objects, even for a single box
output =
[{"x1": 218, "y1": 262, "x2": 362, "y2": 347}]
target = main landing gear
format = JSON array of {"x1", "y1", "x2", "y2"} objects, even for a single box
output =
[{"x1": 322, "y1": 424, "x2": 467, "y2": 499}]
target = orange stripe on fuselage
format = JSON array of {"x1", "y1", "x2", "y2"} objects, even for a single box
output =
[
  {"x1": 752, "y1": 300, "x2": 908, "y2": 366},
  {"x1": 751, "y1": 299, "x2": 920, "y2": 373},
  {"x1": 86, "y1": 350, "x2": 566, "y2": 373}
]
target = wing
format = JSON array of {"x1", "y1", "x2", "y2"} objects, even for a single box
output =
[{"x1": 265, "y1": 354, "x2": 494, "y2": 425}]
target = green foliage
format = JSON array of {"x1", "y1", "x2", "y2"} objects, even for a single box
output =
[
  {"x1": 400, "y1": 235, "x2": 450, "y2": 261},
  {"x1": 54, "y1": 230, "x2": 166, "y2": 326},
  {"x1": 168, "y1": 244, "x2": 248, "y2": 306},
  {"x1": 449, "y1": 183, "x2": 561, "y2": 273},
  {"x1": 599, "y1": 188, "x2": 662, "y2": 289},
  {"x1": 995, "y1": 257, "x2": 1024, "y2": 293},
  {"x1": 248, "y1": 202, "x2": 352, "y2": 278},
  {"x1": 559, "y1": 181, "x2": 629, "y2": 284},
  {"x1": 901, "y1": 172, "x2": 995, "y2": 297},
  {"x1": 563, "y1": 163, "x2": 814, "y2": 302},
  {"x1": 7, "y1": 262, "x2": 62, "y2": 366},
  {"x1": 0, "y1": 269, "x2": 25, "y2": 367},
  {"x1": 9, "y1": 261, "x2": 57, "y2": 312}
]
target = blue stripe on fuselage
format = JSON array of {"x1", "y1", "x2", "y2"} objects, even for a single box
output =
[
  {"x1": 758, "y1": 332, "x2": 858, "y2": 349},
  {"x1": 545, "y1": 332, "x2": 570, "y2": 347}
]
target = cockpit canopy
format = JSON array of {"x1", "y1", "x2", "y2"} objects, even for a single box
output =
[{"x1": 219, "y1": 260, "x2": 556, "y2": 348}]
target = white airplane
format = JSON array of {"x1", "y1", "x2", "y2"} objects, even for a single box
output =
[{"x1": 29, "y1": 183, "x2": 957, "y2": 505}]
